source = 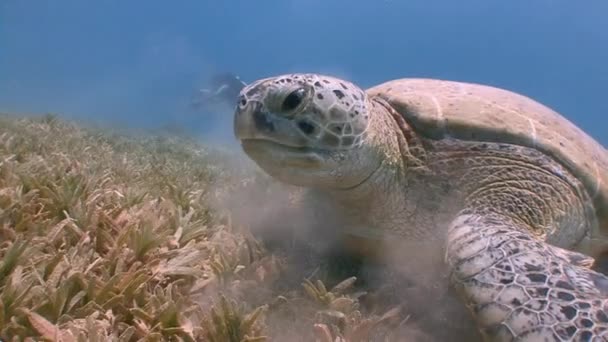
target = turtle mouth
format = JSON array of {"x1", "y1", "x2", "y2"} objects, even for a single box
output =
[{"x1": 240, "y1": 138, "x2": 326, "y2": 168}]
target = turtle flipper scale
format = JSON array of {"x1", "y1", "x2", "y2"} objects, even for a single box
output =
[{"x1": 447, "y1": 213, "x2": 608, "y2": 341}]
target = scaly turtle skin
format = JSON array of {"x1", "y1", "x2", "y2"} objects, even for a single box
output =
[{"x1": 233, "y1": 73, "x2": 608, "y2": 341}]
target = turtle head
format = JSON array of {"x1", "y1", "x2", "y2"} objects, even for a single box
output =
[{"x1": 234, "y1": 73, "x2": 383, "y2": 189}]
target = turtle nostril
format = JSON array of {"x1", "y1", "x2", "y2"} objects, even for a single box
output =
[{"x1": 297, "y1": 120, "x2": 315, "y2": 135}]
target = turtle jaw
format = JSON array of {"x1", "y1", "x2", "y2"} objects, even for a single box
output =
[
  {"x1": 234, "y1": 102, "x2": 332, "y2": 185},
  {"x1": 234, "y1": 103, "x2": 372, "y2": 189},
  {"x1": 239, "y1": 136, "x2": 377, "y2": 190},
  {"x1": 234, "y1": 102, "x2": 323, "y2": 166},
  {"x1": 239, "y1": 139, "x2": 325, "y2": 169},
  {"x1": 237, "y1": 134, "x2": 382, "y2": 191},
  {"x1": 238, "y1": 138, "x2": 340, "y2": 188}
]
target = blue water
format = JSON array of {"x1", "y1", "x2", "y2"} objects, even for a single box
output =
[{"x1": 1, "y1": 0, "x2": 606, "y2": 145}]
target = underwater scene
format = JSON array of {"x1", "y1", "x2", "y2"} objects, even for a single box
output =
[{"x1": 1, "y1": 1, "x2": 607, "y2": 341}]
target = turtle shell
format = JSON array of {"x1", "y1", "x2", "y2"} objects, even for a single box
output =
[{"x1": 366, "y1": 78, "x2": 608, "y2": 242}]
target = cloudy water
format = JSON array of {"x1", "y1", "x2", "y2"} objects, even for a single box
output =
[{"x1": 0, "y1": 0, "x2": 606, "y2": 146}]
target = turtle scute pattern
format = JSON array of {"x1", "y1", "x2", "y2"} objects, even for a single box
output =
[
  {"x1": 367, "y1": 78, "x2": 608, "y2": 236},
  {"x1": 448, "y1": 213, "x2": 608, "y2": 341},
  {"x1": 238, "y1": 73, "x2": 370, "y2": 150}
]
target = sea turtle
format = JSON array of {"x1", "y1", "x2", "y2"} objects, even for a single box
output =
[{"x1": 233, "y1": 73, "x2": 608, "y2": 341}]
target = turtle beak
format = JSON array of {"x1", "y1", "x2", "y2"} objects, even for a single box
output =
[
  {"x1": 234, "y1": 101, "x2": 325, "y2": 172},
  {"x1": 234, "y1": 100, "x2": 310, "y2": 149},
  {"x1": 234, "y1": 100, "x2": 267, "y2": 141}
]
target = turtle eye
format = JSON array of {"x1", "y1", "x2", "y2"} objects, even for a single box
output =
[{"x1": 282, "y1": 88, "x2": 306, "y2": 112}]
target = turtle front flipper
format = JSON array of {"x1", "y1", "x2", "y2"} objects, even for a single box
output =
[{"x1": 446, "y1": 213, "x2": 608, "y2": 341}]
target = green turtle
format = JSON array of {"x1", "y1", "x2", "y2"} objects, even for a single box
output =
[{"x1": 233, "y1": 73, "x2": 608, "y2": 341}]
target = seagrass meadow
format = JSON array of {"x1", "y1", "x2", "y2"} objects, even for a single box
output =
[{"x1": 0, "y1": 113, "x2": 426, "y2": 342}]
